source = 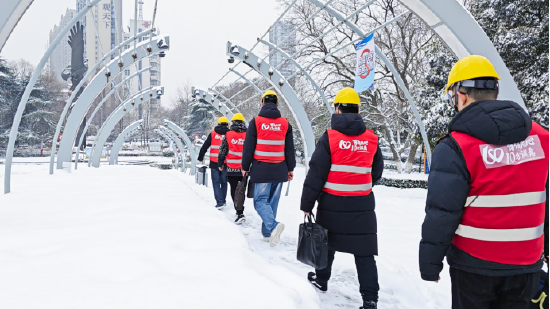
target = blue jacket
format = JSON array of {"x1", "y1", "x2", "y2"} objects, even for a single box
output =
[{"x1": 242, "y1": 103, "x2": 296, "y2": 183}]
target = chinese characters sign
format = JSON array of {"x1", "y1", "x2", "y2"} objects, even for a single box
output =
[{"x1": 480, "y1": 135, "x2": 545, "y2": 169}]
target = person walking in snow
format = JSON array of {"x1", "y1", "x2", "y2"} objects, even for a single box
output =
[
  {"x1": 218, "y1": 113, "x2": 248, "y2": 224},
  {"x1": 198, "y1": 117, "x2": 230, "y2": 210},
  {"x1": 241, "y1": 90, "x2": 295, "y2": 247},
  {"x1": 301, "y1": 87, "x2": 384, "y2": 309},
  {"x1": 419, "y1": 55, "x2": 549, "y2": 309}
]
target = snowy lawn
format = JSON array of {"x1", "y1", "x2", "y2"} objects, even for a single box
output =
[
  {"x1": 0, "y1": 163, "x2": 451, "y2": 308},
  {"x1": 0, "y1": 165, "x2": 318, "y2": 308}
]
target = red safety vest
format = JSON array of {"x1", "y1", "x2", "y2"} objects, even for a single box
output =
[
  {"x1": 209, "y1": 130, "x2": 224, "y2": 163},
  {"x1": 253, "y1": 116, "x2": 289, "y2": 163},
  {"x1": 451, "y1": 122, "x2": 548, "y2": 265},
  {"x1": 322, "y1": 129, "x2": 378, "y2": 196},
  {"x1": 226, "y1": 131, "x2": 246, "y2": 169}
]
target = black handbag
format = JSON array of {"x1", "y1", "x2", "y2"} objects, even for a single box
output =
[
  {"x1": 531, "y1": 267, "x2": 548, "y2": 309},
  {"x1": 234, "y1": 176, "x2": 247, "y2": 212},
  {"x1": 297, "y1": 214, "x2": 329, "y2": 269}
]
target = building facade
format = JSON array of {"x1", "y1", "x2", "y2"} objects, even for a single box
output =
[
  {"x1": 269, "y1": 20, "x2": 296, "y2": 85},
  {"x1": 48, "y1": 8, "x2": 76, "y2": 82}
]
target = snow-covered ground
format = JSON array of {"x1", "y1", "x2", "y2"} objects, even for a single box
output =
[{"x1": 0, "y1": 162, "x2": 450, "y2": 308}]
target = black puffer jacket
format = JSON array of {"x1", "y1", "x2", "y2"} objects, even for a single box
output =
[
  {"x1": 197, "y1": 124, "x2": 230, "y2": 169},
  {"x1": 241, "y1": 103, "x2": 296, "y2": 183},
  {"x1": 218, "y1": 121, "x2": 247, "y2": 176},
  {"x1": 419, "y1": 100, "x2": 548, "y2": 281},
  {"x1": 300, "y1": 113, "x2": 384, "y2": 256}
]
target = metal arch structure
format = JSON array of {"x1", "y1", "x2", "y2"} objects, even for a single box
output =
[
  {"x1": 258, "y1": 39, "x2": 331, "y2": 113},
  {"x1": 49, "y1": 28, "x2": 155, "y2": 174},
  {"x1": 73, "y1": 66, "x2": 152, "y2": 169},
  {"x1": 0, "y1": 0, "x2": 34, "y2": 52},
  {"x1": 193, "y1": 88, "x2": 234, "y2": 120},
  {"x1": 163, "y1": 119, "x2": 197, "y2": 176},
  {"x1": 4, "y1": 0, "x2": 102, "y2": 194},
  {"x1": 109, "y1": 120, "x2": 143, "y2": 165},
  {"x1": 158, "y1": 125, "x2": 192, "y2": 174},
  {"x1": 397, "y1": 0, "x2": 525, "y2": 109},
  {"x1": 208, "y1": 88, "x2": 238, "y2": 111},
  {"x1": 229, "y1": 68, "x2": 263, "y2": 95},
  {"x1": 90, "y1": 87, "x2": 161, "y2": 167},
  {"x1": 57, "y1": 35, "x2": 170, "y2": 171},
  {"x1": 155, "y1": 129, "x2": 181, "y2": 170},
  {"x1": 226, "y1": 42, "x2": 315, "y2": 165},
  {"x1": 307, "y1": 0, "x2": 432, "y2": 165},
  {"x1": 158, "y1": 127, "x2": 186, "y2": 172}
]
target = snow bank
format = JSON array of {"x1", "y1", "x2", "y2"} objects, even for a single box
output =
[{"x1": 0, "y1": 165, "x2": 319, "y2": 308}]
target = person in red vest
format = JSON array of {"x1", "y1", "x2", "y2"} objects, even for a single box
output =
[
  {"x1": 241, "y1": 90, "x2": 296, "y2": 247},
  {"x1": 198, "y1": 117, "x2": 230, "y2": 209},
  {"x1": 300, "y1": 87, "x2": 384, "y2": 309},
  {"x1": 419, "y1": 55, "x2": 549, "y2": 309},
  {"x1": 218, "y1": 113, "x2": 247, "y2": 224}
]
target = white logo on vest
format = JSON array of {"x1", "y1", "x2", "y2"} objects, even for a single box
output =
[
  {"x1": 231, "y1": 138, "x2": 245, "y2": 145},
  {"x1": 261, "y1": 123, "x2": 282, "y2": 131},
  {"x1": 339, "y1": 140, "x2": 369, "y2": 152},
  {"x1": 480, "y1": 135, "x2": 545, "y2": 168},
  {"x1": 214, "y1": 134, "x2": 223, "y2": 140}
]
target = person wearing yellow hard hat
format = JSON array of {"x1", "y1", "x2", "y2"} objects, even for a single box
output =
[
  {"x1": 218, "y1": 113, "x2": 249, "y2": 224},
  {"x1": 198, "y1": 116, "x2": 230, "y2": 209},
  {"x1": 241, "y1": 90, "x2": 296, "y2": 247},
  {"x1": 300, "y1": 87, "x2": 384, "y2": 309},
  {"x1": 419, "y1": 55, "x2": 548, "y2": 309}
]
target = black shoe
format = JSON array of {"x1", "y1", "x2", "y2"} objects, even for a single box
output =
[
  {"x1": 235, "y1": 214, "x2": 246, "y2": 224},
  {"x1": 360, "y1": 300, "x2": 377, "y2": 309},
  {"x1": 307, "y1": 272, "x2": 327, "y2": 292}
]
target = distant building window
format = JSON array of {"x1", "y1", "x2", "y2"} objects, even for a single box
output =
[
  {"x1": 151, "y1": 80, "x2": 158, "y2": 86},
  {"x1": 124, "y1": 70, "x2": 130, "y2": 76},
  {"x1": 151, "y1": 71, "x2": 157, "y2": 77},
  {"x1": 151, "y1": 62, "x2": 157, "y2": 67}
]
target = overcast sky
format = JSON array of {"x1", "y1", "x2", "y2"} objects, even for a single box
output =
[{"x1": 1, "y1": 0, "x2": 281, "y2": 106}]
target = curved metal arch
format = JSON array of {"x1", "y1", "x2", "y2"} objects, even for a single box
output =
[
  {"x1": 57, "y1": 35, "x2": 170, "y2": 171},
  {"x1": 229, "y1": 68, "x2": 263, "y2": 95},
  {"x1": 90, "y1": 86, "x2": 160, "y2": 167},
  {"x1": 49, "y1": 28, "x2": 155, "y2": 175},
  {"x1": 74, "y1": 66, "x2": 151, "y2": 169},
  {"x1": 227, "y1": 42, "x2": 315, "y2": 165},
  {"x1": 208, "y1": 88, "x2": 238, "y2": 111},
  {"x1": 259, "y1": 39, "x2": 331, "y2": 113},
  {"x1": 155, "y1": 129, "x2": 181, "y2": 169},
  {"x1": 0, "y1": 0, "x2": 34, "y2": 52},
  {"x1": 109, "y1": 120, "x2": 143, "y2": 165},
  {"x1": 161, "y1": 121, "x2": 197, "y2": 175},
  {"x1": 307, "y1": 0, "x2": 432, "y2": 165},
  {"x1": 397, "y1": 0, "x2": 525, "y2": 109},
  {"x1": 193, "y1": 88, "x2": 234, "y2": 120},
  {"x1": 4, "y1": 0, "x2": 102, "y2": 194},
  {"x1": 158, "y1": 126, "x2": 187, "y2": 172}
]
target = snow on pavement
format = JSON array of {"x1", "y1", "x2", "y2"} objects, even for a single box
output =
[
  {"x1": 0, "y1": 165, "x2": 319, "y2": 308},
  {"x1": 175, "y1": 166, "x2": 451, "y2": 309}
]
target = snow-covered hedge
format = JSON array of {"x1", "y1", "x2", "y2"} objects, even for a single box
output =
[{"x1": 377, "y1": 177, "x2": 427, "y2": 189}]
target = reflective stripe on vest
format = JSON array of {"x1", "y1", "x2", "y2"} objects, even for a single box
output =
[
  {"x1": 450, "y1": 122, "x2": 549, "y2": 265},
  {"x1": 253, "y1": 116, "x2": 288, "y2": 163},
  {"x1": 209, "y1": 129, "x2": 224, "y2": 163},
  {"x1": 226, "y1": 130, "x2": 246, "y2": 169},
  {"x1": 456, "y1": 222, "x2": 544, "y2": 242},
  {"x1": 322, "y1": 129, "x2": 378, "y2": 197},
  {"x1": 465, "y1": 191, "x2": 546, "y2": 208}
]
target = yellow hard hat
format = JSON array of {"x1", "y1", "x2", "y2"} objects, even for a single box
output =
[
  {"x1": 231, "y1": 113, "x2": 244, "y2": 122},
  {"x1": 261, "y1": 90, "x2": 278, "y2": 103},
  {"x1": 445, "y1": 55, "x2": 501, "y2": 93},
  {"x1": 218, "y1": 116, "x2": 229, "y2": 124},
  {"x1": 333, "y1": 87, "x2": 360, "y2": 105}
]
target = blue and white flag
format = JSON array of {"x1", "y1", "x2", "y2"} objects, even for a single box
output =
[{"x1": 354, "y1": 33, "x2": 375, "y2": 93}]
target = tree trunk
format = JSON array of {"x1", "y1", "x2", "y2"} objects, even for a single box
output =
[{"x1": 404, "y1": 141, "x2": 420, "y2": 174}]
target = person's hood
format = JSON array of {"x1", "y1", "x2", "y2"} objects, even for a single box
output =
[
  {"x1": 331, "y1": 113, "x2": 367, "y2": 135},
  {"x1": 449, "y1": 100, "x2": 532, "y2": 145},
  {"x1": 214, "y1": 124, "x2": 230, "y2": 135},
  {"x1": 230, "y1": 121, "x2": 247, "y2": 133},
  {"x1": 258, "y1": 103, "x2": 281, "y2": 119}
]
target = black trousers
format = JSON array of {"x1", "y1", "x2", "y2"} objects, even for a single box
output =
[
  {"x1": 227, "y1": 176, "x2": 244, "y2": 215},
  {"x1": 450, "y1": 267, "x2": 539, "y2": 309},
  {"x1": 315, "y1": 249, "x2": 379, "y2": 301}
]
